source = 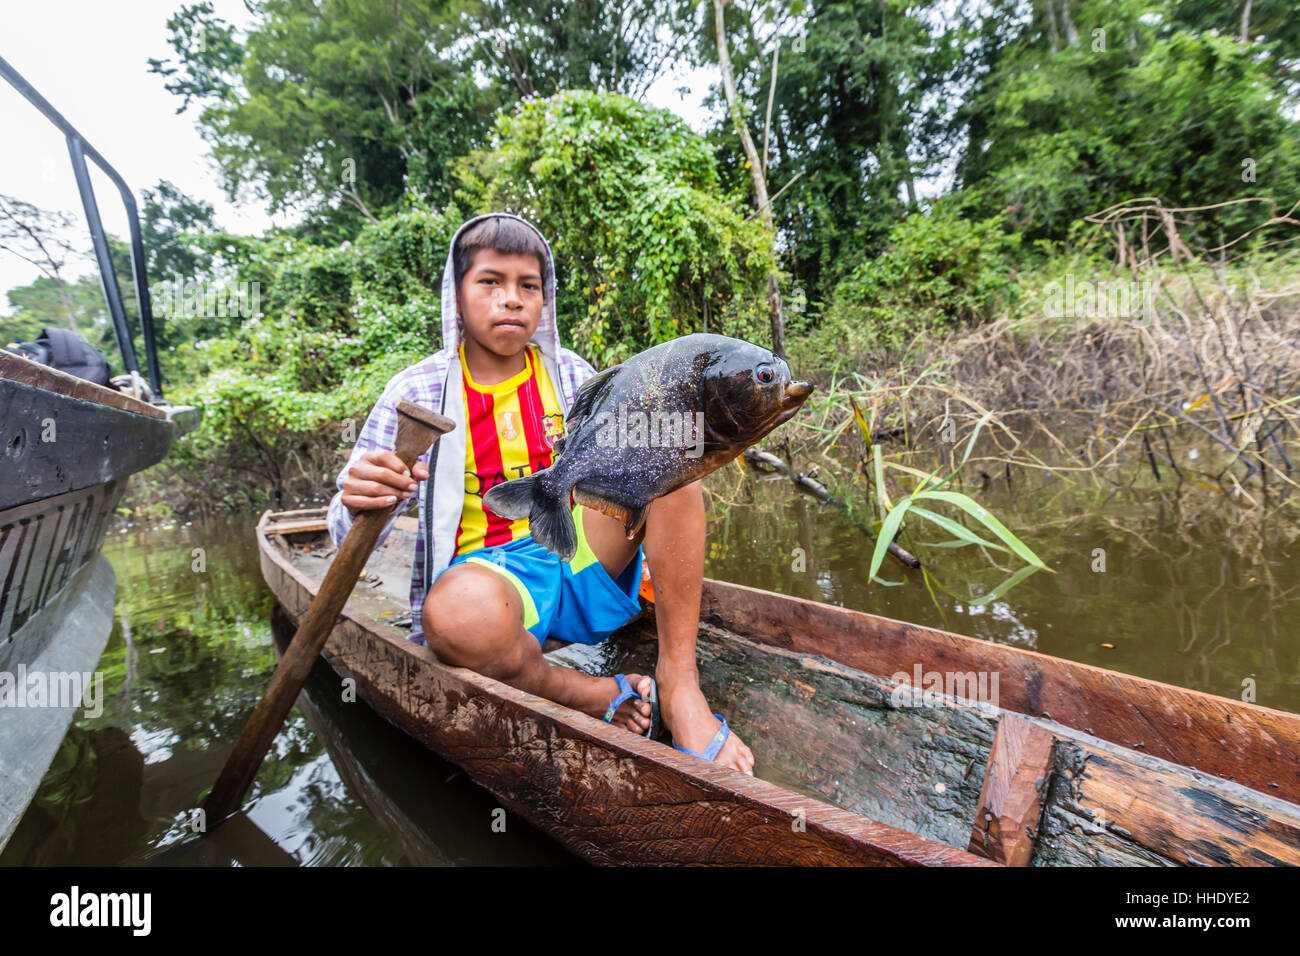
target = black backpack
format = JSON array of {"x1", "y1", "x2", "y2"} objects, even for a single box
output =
[{"x1": 4, "y1": 327, "x2": 111, "y2": 387}]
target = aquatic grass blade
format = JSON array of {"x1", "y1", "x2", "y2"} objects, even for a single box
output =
[
  {"x1": 884, "y1": 460, "x2": 944, "y2": 486},
  {"x1": 966, "y1": 564, "x2": 1042, "y2": 607},
  {"x1": 912, "y1": 489, "x2": 1049, "y2": 570},
  {"x1": 908, "y1": 505, "x2": 1010, "y2": 553},
  {"x1": 849, "y1": 394, "x2": 873, "y2": 454},
  {"x1": 938, "y1": 409, "x2": 995, "y2": 486},
  {"x1": 920, "y1": 567, "x2": 948, "y2": 625},
  {"x1": 868, "y1": 496, "x2": 911, "y2": 582},
  {"x1": 872, "y1": 445, "x2": 892, "y2": 521}
]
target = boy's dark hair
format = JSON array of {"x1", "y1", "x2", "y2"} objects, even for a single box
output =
[{"x1": 453, "y1": 216, "x2": 551, "y2": 298}]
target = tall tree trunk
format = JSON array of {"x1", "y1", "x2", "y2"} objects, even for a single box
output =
[
  {"x1": 713, "y1": 0, "x2": 785, "y2": 358},
  {"x1": 1058, "y1": 0, "x2": 1079, "y2": 47},
  {"x1": 1043, "y1": 0, "x2": 1061, "y2": 53},
  {"x1": 1240, "y1": 0, "x2": 1253, "y2": 42},
  {"x1": 762, "y1": 45, "x2": 779, "y2": 177}
]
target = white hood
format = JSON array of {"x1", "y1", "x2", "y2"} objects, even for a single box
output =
[
  {"x1": 438, "y1": 212, "x2": 563, "y2": 363},
  {"x1": 328, "y1": 213, "x2": 596, "y2": 639}
]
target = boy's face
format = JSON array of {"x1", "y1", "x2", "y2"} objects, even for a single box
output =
[{"x1": 457, "y1": 247, "x2": 545, "y2": 358}]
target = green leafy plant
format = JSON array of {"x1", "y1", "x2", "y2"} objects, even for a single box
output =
[
  {"x1": 456, "y1": 90, "x2": 777, "y2": 365},
  {"x1": 864, "y1": 413, "x2": 1050, "y2": 598},
  {"x1": 816, "y1": 202, "x2": 1022, "y2": 354}
]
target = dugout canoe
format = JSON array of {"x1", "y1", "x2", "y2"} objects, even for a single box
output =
[
  {"x1": 0, "y1": 56, "x2": 201, "y2": 851},
  {"x1": 257, "y1": 508, "x2": 1300, "y2": 866}
]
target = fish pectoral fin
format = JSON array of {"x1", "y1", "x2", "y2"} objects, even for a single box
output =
[
  {"x1": 567, "y1": 365, "x2": 620, "y2": 426},
  {"x1": 573, "y1": 488, "x2": 648, "y2": 539},
  {"x1": 622, "y1": 503, "x2": 649, "y2": 539}
]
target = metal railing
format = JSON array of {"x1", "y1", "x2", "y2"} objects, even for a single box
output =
[{"x1": 0, "y1": 54, "x2": 164, "y2": 399}]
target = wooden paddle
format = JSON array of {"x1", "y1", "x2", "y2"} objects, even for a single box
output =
[{"x1": 203, "y1": 399, "x2": 453, "y2": 825}]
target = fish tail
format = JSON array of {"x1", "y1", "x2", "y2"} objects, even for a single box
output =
[
  {"x1": 483, "y1": 474, "x2": 578, "y2": 562},
  {"x1": 527, "y1": 494, "x2": 579, "y2": 563}
]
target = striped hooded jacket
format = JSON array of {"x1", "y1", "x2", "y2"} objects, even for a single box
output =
[{"x1": 326, "y1": 213, "x2": 597, "y2": 643}]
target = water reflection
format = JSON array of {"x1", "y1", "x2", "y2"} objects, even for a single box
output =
[
  {"x1": 703, "y1": 473, "x2": 1300, "y2": 714},
  {"x1": 2, "y1": 515, "x2": 576, "y2": 866},
  {"x1": 5, "y1": 467, "x2": 1296, "y2": 864}
]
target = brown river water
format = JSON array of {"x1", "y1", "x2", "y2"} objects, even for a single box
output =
[{"x1": 3, "y1": 464, "x2": 1296, "y2": 865}]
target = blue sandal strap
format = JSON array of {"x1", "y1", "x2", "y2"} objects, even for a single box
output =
[
  {"x1": 603, "y1": 673, "x2": 640, "y2": 723},
  {"x1": 672, "y1": 714, "x2": 730, "y2": 762}
]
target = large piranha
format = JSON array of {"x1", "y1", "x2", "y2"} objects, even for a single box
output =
[{"x1": 484, "y1": 332, "x2": 814, "y2": 561}]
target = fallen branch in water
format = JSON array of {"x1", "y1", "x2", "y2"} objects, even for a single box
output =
[{"x1": 742, "y1": 447, "x2": 922, "y2": 570}]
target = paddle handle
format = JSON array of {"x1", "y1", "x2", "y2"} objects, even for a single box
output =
[{"x1": 203, "y1": 400, "x2": 453, "y2": 825}]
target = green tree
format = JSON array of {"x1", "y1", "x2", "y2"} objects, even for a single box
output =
[
  {"x1": 954, "y1": 0, "x2": 1300, "y2": 242},
  {"x1": 2, "y1": 275, "x2": 109, "y2": 347},
  {"x1": 457, "y1": 90, "x2": 776, "y2": 365},
  {"x1": 1168, "y1": 0, "x2": 1300, "y2": 65},
  {"x1": 470, "y1": 0, "x2": 692, "y2": 98},
  {"x1": 0, "y1": 194, "x2": 90, "y2": 334},
  {"x1": 148, "y1": 0, "x2": 695, "y2": 233},
  {"x1": 689, "y1": 0, "x2": 966, "y2": 306},
  {"x1": 150, "y1": 0, "x2": 496, "y2": 227},
  {"x1": 141, "y1": 180, "x2": 216, "y2": 284}
]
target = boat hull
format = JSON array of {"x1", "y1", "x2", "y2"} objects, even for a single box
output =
[
  {"x1": 0, "y1": 478, "x2": 129, "y2": 849},
  {"x1": 257, "y1": 509, "x2": 1300, "y2": 867},
  {"x1": 258, "y1": 513, "x2": 993, "y2": 866},
  {"x1": 0, "y1": 355, "x2": 186, "y2": 850},
  {"x1": 0, "y1": 355, "x2": 175, "y2": 514},
  {"x1": 0, "y1": 551, "x2": 115, "y2": 849}
]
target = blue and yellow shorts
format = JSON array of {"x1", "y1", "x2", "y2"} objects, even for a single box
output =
[{"x1": 442, "y1": 504, "x2": 644, "y2": 647}]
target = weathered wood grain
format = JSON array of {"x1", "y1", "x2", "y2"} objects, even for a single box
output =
[
  {"x1": 262, "y1": 518, "x2": 330, "y2": 536},
  {"x1": 609, "y1": 618, "x2": 995, "y2": 850},
  {"x1": 968, "y1": 715, "x2": 1055, "y2": 866},
  {"x1": 1034, "y1": 729, "x2": 1300, "y2": 867},
  {"x1": 0, "y1": 352, "x2": 164, "y2": 419},
  {"x1": 697, "y1": 579, "x2": 1300, "y2": 805},
  {"x1": 259, "y1": 510, "x2": 1300, "y2": 867},
  {"x1": 0, "y1": 377, "x2": 172, "y2": 510},
  {"x1": 258, "y1": 513, "x2": 996, "y2": 867}
]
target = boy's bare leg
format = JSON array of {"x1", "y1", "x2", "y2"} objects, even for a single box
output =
[
  {"x1": 421, "y1": 564, "x2": 652, "y2": 733},
  {"x1": 581, "y1": 482, "x2": 755, "y2": 775}
]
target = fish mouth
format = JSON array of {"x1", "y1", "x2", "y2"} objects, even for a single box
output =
[
  {"x1": 783, "y1": 381, "x2": 814, "y2": 405},
  {"x1": 761, "y1": 380, "x2": 814, "y2": 432}
]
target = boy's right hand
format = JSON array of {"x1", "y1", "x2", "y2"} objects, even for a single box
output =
[{"x1": 341, "y1": 450, "x2": 430, "y2": 515}]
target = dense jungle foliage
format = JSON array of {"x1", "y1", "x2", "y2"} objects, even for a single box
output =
[{"x1": 2, "y1": 0, "x2": 1297, "y2": 511}]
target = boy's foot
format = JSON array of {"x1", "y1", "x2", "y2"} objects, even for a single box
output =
[
  {"x1": 657, "y1": 670, "x2": 755, "y2": 775},
  {"x1": 576, "y1": 673, "x2": 654, "y2": 735}
]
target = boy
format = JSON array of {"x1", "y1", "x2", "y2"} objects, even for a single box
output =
[{"x1": 327, "y1": 213, "x2": 754, "y2": 774}]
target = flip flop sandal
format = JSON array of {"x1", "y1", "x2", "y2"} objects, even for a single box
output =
[
  {"x1": 671, "y1": 714, "x2": 731, "y2": 762},
  {"x1": 602, "y1": 673, "x2": 660, "y2": 740}
]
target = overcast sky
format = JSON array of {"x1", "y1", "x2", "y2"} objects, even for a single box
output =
[{"x1": 0, "y1": 0, "x2": 714, "y2": 314}]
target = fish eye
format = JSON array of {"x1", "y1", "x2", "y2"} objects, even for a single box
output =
[{"x1": 755, "y1": 365, "x2": 775, "y2": 385}]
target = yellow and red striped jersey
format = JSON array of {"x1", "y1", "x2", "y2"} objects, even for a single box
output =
[{"x1": 456, "y1": 343, "x2": 566, "y2": 556}]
